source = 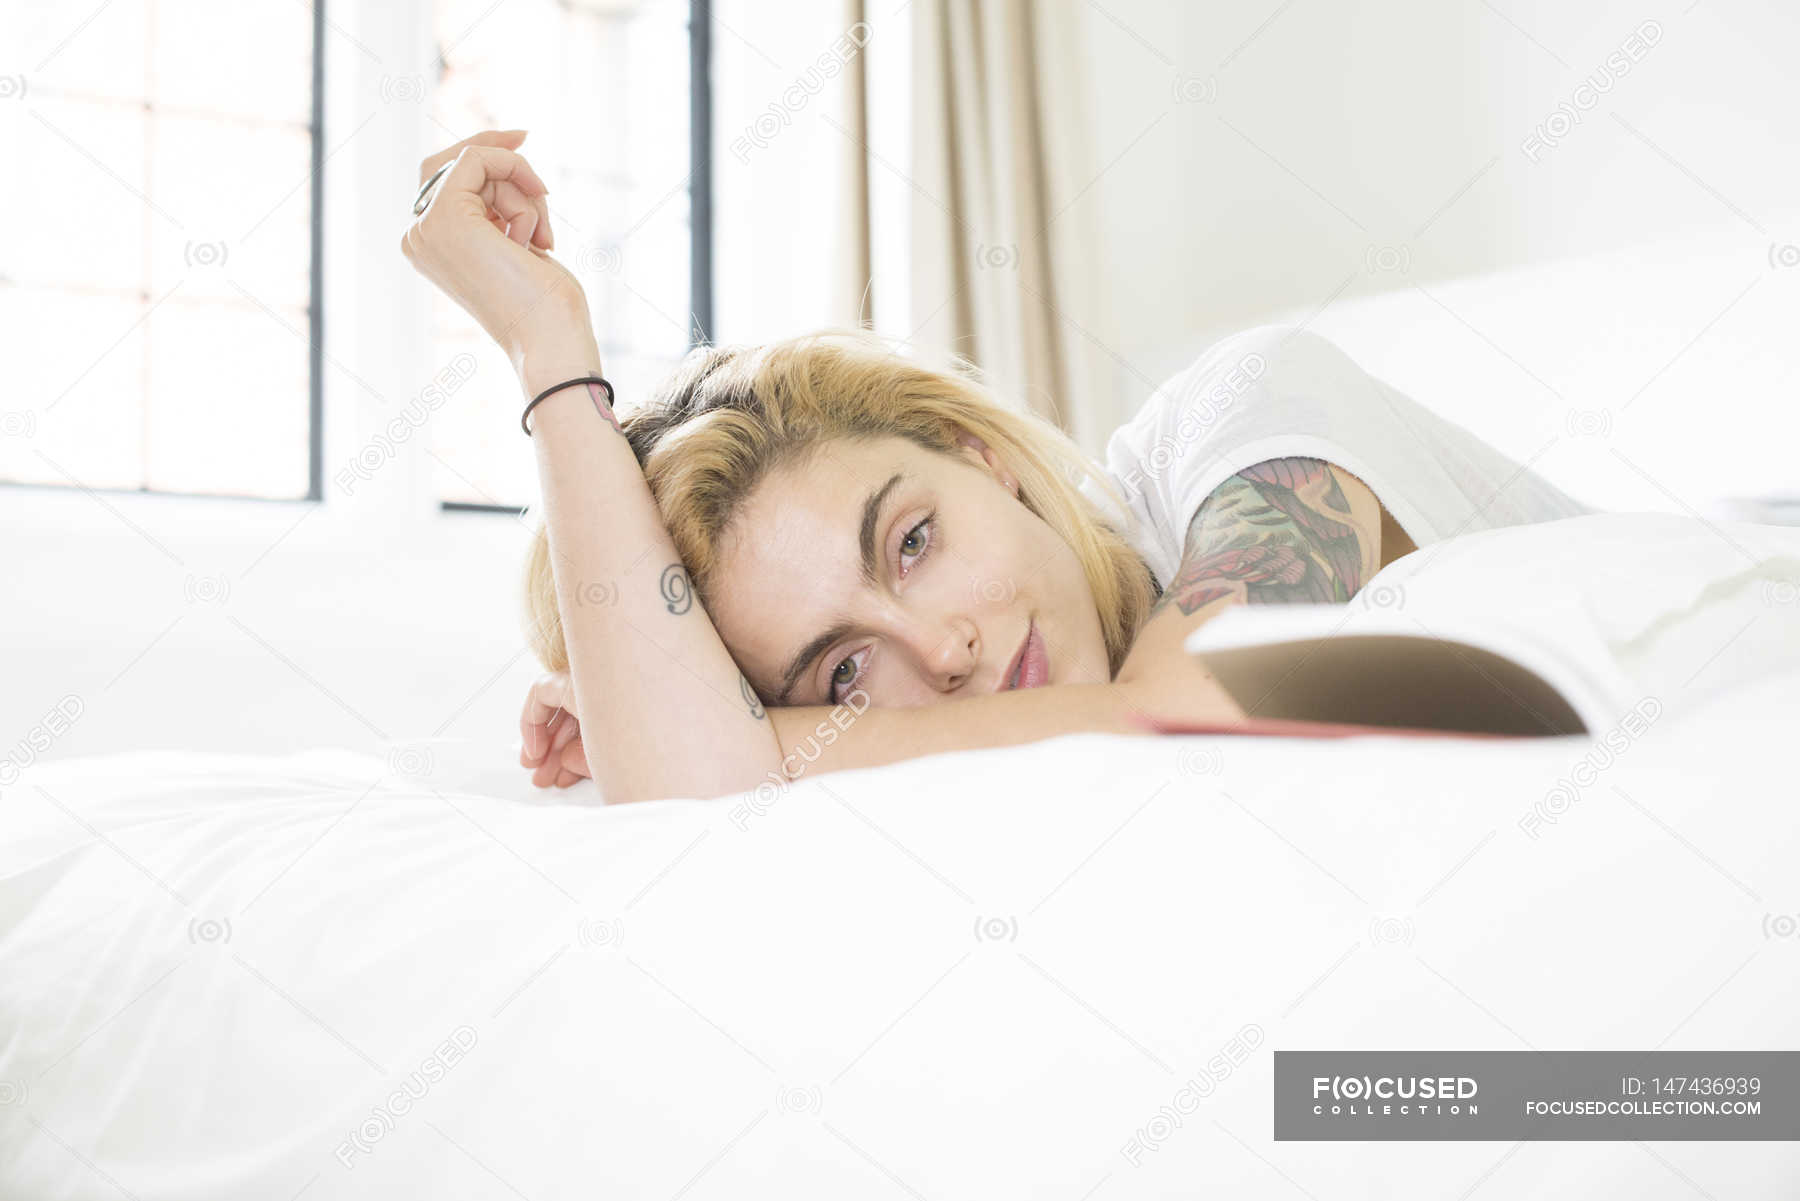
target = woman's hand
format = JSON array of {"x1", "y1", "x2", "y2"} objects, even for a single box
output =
[
  {"x1": 399, "y1": 129, "x2": 590, "y2": 362},
  {"x1": 519, "y1": 670, "x2": 594, "y2": 789}
]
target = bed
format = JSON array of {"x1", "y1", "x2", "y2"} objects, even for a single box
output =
[{"x1": 4, "y1": 511, "x2": 1799, "y2": 1199}]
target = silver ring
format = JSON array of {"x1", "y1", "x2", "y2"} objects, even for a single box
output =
[{"x1": 412, "y1": 161, "x2": 453, "y2": 216}]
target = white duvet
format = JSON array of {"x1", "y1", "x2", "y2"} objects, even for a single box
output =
[{"x1": 3, "y1": 514, "x2": 1799, "y2": 1200}]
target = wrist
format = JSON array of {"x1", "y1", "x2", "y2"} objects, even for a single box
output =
[{"x1": 510, "y1": 322, "x2": 604, "y2": 397}]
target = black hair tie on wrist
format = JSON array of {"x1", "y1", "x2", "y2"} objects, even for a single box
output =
[{"x1": 521, "y1": 376, "x2": 615, "y2": 436}]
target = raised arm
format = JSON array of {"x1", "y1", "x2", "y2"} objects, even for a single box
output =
[{"x1": 403, "y1": 131, "x2": 780, "y2": 803}]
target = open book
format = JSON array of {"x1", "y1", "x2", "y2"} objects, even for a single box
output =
[{"x1": 1167, "y1": 597, "x2": 1640, "y2": 739}]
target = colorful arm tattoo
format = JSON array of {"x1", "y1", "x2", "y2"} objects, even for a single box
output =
[{"x1": 1155, "y1": 457, "x2": 1370, "y2": 616}]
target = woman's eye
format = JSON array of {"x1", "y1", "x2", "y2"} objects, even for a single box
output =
[
  {"x1": 829, "y1": 650, "x2": 866, "y2": 702},
  {"x1": 898, "y1": 515, "x2": 933, "y2": 572}
]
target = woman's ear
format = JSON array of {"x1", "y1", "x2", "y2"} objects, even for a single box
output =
[{"x1": 956, "y1": 430, "x2": 1020, "y2": 497}]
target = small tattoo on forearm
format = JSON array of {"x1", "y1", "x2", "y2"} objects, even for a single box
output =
[
  {"x1": 741, "y1": 675, "x2": 766, "y2": 719},
  {"x1": 587, "y1": 382, "x2": 622, "y2": 435},
  {"x1": 659, "y1": 564, "x2": 693, "y2": 615}
]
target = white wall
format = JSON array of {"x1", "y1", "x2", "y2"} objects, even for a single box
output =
[
  {"x1": 1061, "y1": 0, "x2": 1800, "y2": 511},
  {"x1": 1070, "y1": 0, "x2": 1799, "y2": 385}
]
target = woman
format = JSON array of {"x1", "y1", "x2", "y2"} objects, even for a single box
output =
[{"x1": 401, "y1": 131, "x2": 1586, "y2": 801}]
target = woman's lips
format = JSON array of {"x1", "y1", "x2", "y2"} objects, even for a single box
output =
[{"x1": 1003, "y1": 619, "x2": 1050, "y2": 691}]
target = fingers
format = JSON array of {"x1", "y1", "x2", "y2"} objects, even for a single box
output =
[
  {"x1": 419, "y1": 128, "x2": 527, "y2": 186},
  {"x1": 488, "y1": 178, "x2": 539, "y2": 248},
  {"x1": 487, "y1": 178, "x2": 551, "y2": 250},
  {"x1": 550, "y1": 732, "x2": 591, "y2": 789},
  {"x1": 417, "y1": 145, "x2": 556, "y2": 256},
  {"x1": 527, "y1": 187, "x2": 553, "y2": 250},
  {"x1": 436, "y1": 144, "x2": 549, "y2": 212},
  {"x1": 550, "y1": 712, "x2": 582, "y2": 757},
  {"x1": 521, "y1": 670, "x2": 592, "y2": 789},
  {"x1": 520, "y1": 671, "x2": 572, "y2": 763},
  {"x1": 532, "y1": 726, "x2": 565, "y2": 787},
  {"x1": 532, "y1": 710, "x2": 581, "y2": 788},
  {"x1": 562, "y1": 733, "x2": 592, "y2": 780}
]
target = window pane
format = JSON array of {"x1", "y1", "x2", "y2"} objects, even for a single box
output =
[
  {"x1": 429, "y1": 0, "x2": 693, "y2": 507},
  {"x1": 152, "y1": 0, "x2": 313, "y2": 124},
  {"x1": 1, "y1": 96, "x2": 150, "y2": 294},
  {"x1": 0, "y1": 0, "x2": 315, "y2": 500},
  {"x1": 8, "y1": 0, "x2": 149, "y2": 102},
  {"x1": 148, "y1": 112, "x2": 313, "y2": 308},
  {"x1": 0, "y1": 288, "x2": 147, "y2": 490},
  {"x1": 144, "y1": 300, "x2": 311, "y2": 496}
]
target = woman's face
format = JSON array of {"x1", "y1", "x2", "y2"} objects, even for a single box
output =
[{"x1": 707, "y1": 435, "x2": 1112, "y2": 710}]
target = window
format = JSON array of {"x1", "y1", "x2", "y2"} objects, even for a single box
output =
[
  {"x1": 428, "y1": 0, "x2": 702, "y2": 510},
  {"x1": 0, "y1": 0, "x2": 321, "y2": 499}
]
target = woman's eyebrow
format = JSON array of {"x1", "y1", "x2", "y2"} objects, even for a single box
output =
[
  {"x1": 858, "y1": 471, "x2": 906, "y2": 586},
  {"x1": 774, "y1": 471, "x2": 907, "y2": 704}
]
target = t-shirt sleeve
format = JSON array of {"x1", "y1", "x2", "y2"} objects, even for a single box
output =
[{"x1": 1089, "y1": 324, "x2": 1587, "y2": 588}]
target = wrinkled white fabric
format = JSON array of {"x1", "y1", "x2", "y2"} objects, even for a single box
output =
[{"x1": 1083, "y1": 324, "x2": 1589, "y2": 587}]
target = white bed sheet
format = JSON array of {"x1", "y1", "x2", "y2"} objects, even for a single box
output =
[{"x1": 4, "y1": 513, "x2": 1799, "y2": 1199}]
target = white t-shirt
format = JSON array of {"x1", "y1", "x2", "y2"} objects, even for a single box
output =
[{"x1": 1082, "y1": 324, "x2": 1590, "y2": 589}]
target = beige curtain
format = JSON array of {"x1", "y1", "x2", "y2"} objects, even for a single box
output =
[{"x1": 827, "y1": 0, "x2": 1112, "y2": 451}]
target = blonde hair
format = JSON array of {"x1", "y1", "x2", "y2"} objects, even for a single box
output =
[{"x1": 522, "y1": 330, "x2": 1155, "y2": 687}]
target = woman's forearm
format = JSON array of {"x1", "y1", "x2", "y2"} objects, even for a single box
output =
[
  {"x1": 520, "y1": 323, "x2": 781, "y2": 803},
  {"x1": 766, "y1": 655, "x2": 1241, "y2": 780}
]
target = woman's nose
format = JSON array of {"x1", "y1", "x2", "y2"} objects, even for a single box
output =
[{"x1": 918, "y1": 616, "x2": 979, "y2": 692}]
